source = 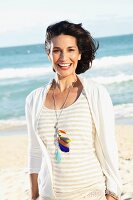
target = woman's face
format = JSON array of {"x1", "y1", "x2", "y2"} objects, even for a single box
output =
[{"x1": 48, "y1": 34, "x2": 81, "y2": 78}]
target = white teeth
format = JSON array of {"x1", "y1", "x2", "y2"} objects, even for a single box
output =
[{"x1": 58, "y1": 63, "x2": 71, "y2": 67}]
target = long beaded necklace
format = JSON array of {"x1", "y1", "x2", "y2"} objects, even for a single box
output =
[{"x1": 52, "y1": 79, "x2": 76, "y2": 163}]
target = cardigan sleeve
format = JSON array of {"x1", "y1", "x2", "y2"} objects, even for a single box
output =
[
  {"x1": 95, "y1": 85, "x2": 122, "y2": 199},
  {"x1": 25, "y1": 95, "x2": 42, "y2": 174}
]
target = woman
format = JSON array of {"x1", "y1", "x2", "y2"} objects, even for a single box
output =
[{"x1": 25, "y1": 20, "x2": 122, "y2": 200}]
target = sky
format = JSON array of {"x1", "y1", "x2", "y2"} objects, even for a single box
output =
[{"x1": 0, "y1": 0, "x2": 133, "y2": 47}]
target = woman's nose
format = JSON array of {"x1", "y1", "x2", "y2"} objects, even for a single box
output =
[{"x1": 60, "y1": 52, "x2": 67, "y2": 60}]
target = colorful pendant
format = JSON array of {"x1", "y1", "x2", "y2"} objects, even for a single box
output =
[
  {"x1": 54, "y1": 129, "x2": 71, "y2": 162},
  {"x1": 57, "y1": 129, "x2": 71, "y2": 152}
]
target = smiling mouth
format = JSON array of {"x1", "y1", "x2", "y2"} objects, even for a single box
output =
[{"x1": 57, "y1": 63, "x2": 72, "y2": 70}]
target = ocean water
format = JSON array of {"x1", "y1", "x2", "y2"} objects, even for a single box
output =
[{"x1": 0, "y1": 34, "x2": 133, "y2": 130}]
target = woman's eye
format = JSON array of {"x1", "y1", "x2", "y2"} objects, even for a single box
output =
[
  {"x1": 69, "y1": 49, "x2": 75, "y2": 52},
  {"x1": 53, "y1": 49, "x2": 60, "y2": 53}
]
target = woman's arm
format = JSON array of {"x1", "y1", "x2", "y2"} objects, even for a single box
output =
[
  {"x1": 25, "y1": 95, "x2": 42, "y2": 200},
  {"x1": 94, "y1": 84, "x2": 122, "y2": 199},
  {"x1": 30, "y1": 173, "x2": 39, "y2": 200}
]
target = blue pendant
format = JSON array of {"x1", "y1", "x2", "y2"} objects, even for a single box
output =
[
  {"x1": 55, "y1": 150, "x2": 61, "y2": 163},
  {"x1": 59, "y1": 143, "x2": 69, "y2": 152}
]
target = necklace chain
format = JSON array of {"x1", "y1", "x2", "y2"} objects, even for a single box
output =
[
  {"x1": 52, "y1": 79, "x2": 76, "y2": 129},
  {"x1": 53, "y1": 85, "x2": 71, "y2": 129}
]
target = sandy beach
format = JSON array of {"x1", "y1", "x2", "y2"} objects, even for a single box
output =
[{"x1": 0, "y1": 125, "x2": 133, "y2": 200}]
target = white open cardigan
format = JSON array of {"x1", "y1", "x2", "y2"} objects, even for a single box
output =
[{"x1": 25, "y1": 75, "x2": 122, "y2": 199}]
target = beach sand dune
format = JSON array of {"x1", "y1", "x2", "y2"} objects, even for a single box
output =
[{"x1": 0, "y1": 125, "x2": 133, "y2": 200}]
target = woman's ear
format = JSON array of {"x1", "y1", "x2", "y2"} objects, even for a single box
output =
[{"x1": 78, "y1": 53, "x2": 81, "y2": 60}]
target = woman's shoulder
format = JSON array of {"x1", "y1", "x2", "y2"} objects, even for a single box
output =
[
  {"x1": 26, "y1": 81, "x2": 51, "y2": 102},
  {"x1": 25, "y1": 87, "x2": 44, "y2": 107},
  {"x1": 80, "y1": 75, "x2": 108, "y2": 93},
  {"x1": 25, "y1": 78, "x2": 53, "y2": 105},
  {"x1": 26, "y1": 86, "x2": 44, "y2": 99},
  {"x1": 80, "y1": 75, "x2": 113, "y2": 106}
]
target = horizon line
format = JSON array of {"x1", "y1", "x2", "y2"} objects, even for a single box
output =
[{"x1": 0, "y1": 32, "x2": 132, "y2": 49}]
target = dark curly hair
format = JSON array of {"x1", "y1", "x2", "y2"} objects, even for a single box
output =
[{"x1": 45, "y1": 20, "x2": 99, "y2": 74}]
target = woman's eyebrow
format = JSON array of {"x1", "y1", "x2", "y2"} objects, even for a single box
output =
[
  {"x1": 68, "y1": 46, "x2": 76, "y2": 48},
  {"x1": 53, "y1": 46, "x2": 76, "y2": 49}
]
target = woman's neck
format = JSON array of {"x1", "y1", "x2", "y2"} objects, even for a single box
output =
[{"x1": 54, "y1": 74, "x2": 78, "y2": 92}]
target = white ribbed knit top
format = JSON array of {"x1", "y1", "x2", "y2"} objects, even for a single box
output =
[{"x1": 38, "y1": 89, "x2": 106, "y2": 199}]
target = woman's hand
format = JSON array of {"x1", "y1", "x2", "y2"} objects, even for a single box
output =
[
  {"x1": 106, "y1": 194, "x2": 117, "y2": 200},
  {"x1": 30, "y1": 173, "x2": 39, "y2": 200}
]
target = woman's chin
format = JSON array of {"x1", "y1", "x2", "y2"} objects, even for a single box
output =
[
  {"x1": 56, "y1": 71, "x2": 76, "y2": 78},
  {"x1": 55, "y1": 66, "x2": 76, "y2": 77}
]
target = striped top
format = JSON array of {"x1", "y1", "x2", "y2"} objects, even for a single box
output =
[{"x1": 38, "y1": 89, "x2": 105, "y2": 198}]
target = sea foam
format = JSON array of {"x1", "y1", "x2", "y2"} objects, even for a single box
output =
[
  {"x1": 0, "y1": 54, "x2": 133, "y2": 80},
  {"x1": 93, "y1": 54, "x2": 133, "y2": 68},
  {"x1": 0, "y1": 66, "x2": 52, "y2": 79}
]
